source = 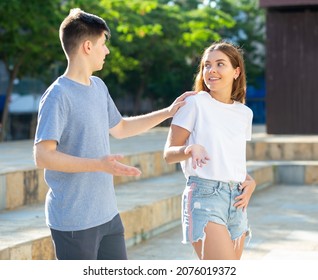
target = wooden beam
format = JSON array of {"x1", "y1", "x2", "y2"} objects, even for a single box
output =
[{"x1": 260, "y1": 0, "x2": 318, "y2": 8}]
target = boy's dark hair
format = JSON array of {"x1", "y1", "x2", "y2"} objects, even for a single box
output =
[{"x1": 59, "y1": 8, "x2": 111, "y2": 56}]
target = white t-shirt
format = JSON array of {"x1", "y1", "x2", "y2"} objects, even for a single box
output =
[{"x1": 172, "y1": 91, "x2": 253, "y2": 183}]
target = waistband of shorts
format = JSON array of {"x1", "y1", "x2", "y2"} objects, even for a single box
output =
[{"x1": 187, "y1": 176, "x2": 241, "y2": 188}]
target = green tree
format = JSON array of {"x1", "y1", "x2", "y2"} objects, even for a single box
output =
[
  {"x1": 212, "y1": 0, "x2": 266, "y2": 87},
  {"x1": 0, "y1": 0, "x2": 63, "y2": 141},
  {"x1": 98, "y1": 0, "x2": 233, "y2": 114},
  {"x1": 0, "y1": 0, "x2": 264, "y2": 140},
  {"x1": 0, "y1": 0, "x2": 104, "y2": 141}
]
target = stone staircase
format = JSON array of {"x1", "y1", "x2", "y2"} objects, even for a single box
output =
[{"x1": 0, "y1": 127, "x2": 317, "y2": 259}]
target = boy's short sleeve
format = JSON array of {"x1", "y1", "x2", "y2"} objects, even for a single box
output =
[
  {"x1": 34, "y1": 92, "x2": 66, "y2": 145},
  {"x1": 105, "y1": 87, "x2": 122, "y2": 129}
]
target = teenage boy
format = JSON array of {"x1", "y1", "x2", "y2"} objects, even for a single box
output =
[{"x1": 34, "y1": 8, "x2": 193, "y2": 260}]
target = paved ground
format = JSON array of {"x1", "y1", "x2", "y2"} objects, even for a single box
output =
[
  {"x1": 128, "y1": 184, "x2": 318, "y2": 260},
  {"x1": 1, "y1": 125, "x2": 318, "y2": 260}
]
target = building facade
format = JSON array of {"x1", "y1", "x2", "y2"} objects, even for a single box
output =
[{"x1": 260, "y1": 0, "x2": 318, "y2": 134}]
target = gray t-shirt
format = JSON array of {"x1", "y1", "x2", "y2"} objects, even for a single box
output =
[{"x1": 34, "y1": 75, "x2": 122, "y2": 231}]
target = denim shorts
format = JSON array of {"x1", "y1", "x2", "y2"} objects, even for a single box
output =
[{"x1": 182, "y1": 176, "x2": 250, "y2": 245}]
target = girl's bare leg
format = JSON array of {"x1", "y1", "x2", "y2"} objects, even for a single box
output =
[
  {"x1": 192, "y1": 222, "x2": 245, "y2": 260},
  {"x1": 234, "y1": 233, "x2": 246, "y2": 259}
]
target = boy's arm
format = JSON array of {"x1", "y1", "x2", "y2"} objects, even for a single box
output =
[
  {"x1": 110, "y1": 91, "x2": 195, "y2": 139},
  {"x1": 33, "y1": 140, "x2": 141, "y2": 176}
]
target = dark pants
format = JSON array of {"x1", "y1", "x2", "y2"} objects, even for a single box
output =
[{"x1": 50, "y1": 214, "x2": 127, "y2": 260}]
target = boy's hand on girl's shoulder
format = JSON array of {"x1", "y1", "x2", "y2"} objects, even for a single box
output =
[
  {"x1": 100, "y1": 154, "x2": 141, "y2": 176},
  {"x1": 167, "y1": 91, "x2": 197, "y2": 117}
]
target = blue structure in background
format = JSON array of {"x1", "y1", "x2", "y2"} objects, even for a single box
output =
[
  {"x1": 0, "y1": 76, "x2": 267, "y2": 131},
  {"x1": 0, "y1": 96, "x2": 4, "y2": 108},
  {"x1": 0, "y1": 95, "x2": 5, "y2": 120},
  {"x1": 246, "y1": 78, "x2": 266, "y2": 124},
  {"x1": 0, "y1": 60, "x2": 7, "y2": 121}
]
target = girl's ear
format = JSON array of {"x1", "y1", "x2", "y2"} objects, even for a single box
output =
[{"x1": 234, "y1": 67, "x2": 241, "y2": 80}]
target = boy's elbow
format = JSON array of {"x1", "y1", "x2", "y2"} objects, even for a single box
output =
[
  {"x1": 33, "y1": 146, "x2": 46, "y2": 169},
  {"x1": 110, "y1": 119, "x2": 127, "y2": 139},
  {"x1": 112, "y1": 133, "x2": 125, "y2": 140},
  {"x1": 163, "y1": 151, "x2": 173, "y2": 164},
  {"x1": 34, "y1": 152, "x2": 44, "y2": 169}
]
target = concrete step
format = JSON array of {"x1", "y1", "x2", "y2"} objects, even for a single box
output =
[
  {"x1": 0, "y1": 151, "x2": 177, "y2": 212},
  {"x1": 1, "y1": 127, "x2": 318, "y2": 211},
  {"x1": 1, "y1": 126, "x2": 318, "y2": 260},
  {"x1": 0, "y1": 171, "x2": 184, "y2": 259},
  {"x1": 0, "y1": 163, "x2": 276, "y2": 260},
  {"x1": 247, "y1": 160, "x2": 318, "y2": 185},
  {"x1": 247, "y1": 133, "x2": 318, "y2": 161},
  {"x1": 0, "y1": 128, "x2": 171, "y2": 174},
  {"x1": 0, "y1": 129, "x2": 177, "y2": 212}
]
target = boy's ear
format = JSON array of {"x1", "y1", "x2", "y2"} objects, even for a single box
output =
[{"x1": 82, "y1": 40, "x2": 92, "y2": 54}]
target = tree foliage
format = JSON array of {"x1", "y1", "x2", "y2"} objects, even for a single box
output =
[
  {"x1": 0, "y1": 0, "x2": 265, "y2": 140},
  {"x1": 0, "y1": 0, "x2": 63, "y2": 140},
  {"x1": 212, "y1": 0, "x2": 266, "y2": 87},
  {"x1": 98, "y1": 0, "x2": 233, "y2": 113},
  {"x1": 0, "y1": 0, "x2": 101, "y2": 140}
]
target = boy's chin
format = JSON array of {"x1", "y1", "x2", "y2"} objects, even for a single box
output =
[{"x1": 93, "y1": 66, "x2": 103, "y2": 72}]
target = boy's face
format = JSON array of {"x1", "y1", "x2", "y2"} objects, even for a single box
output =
[{"x1": 90, "y1": 33, "x2": 110, "y2": 72}]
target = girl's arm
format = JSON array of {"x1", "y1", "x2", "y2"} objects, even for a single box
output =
[
  {"x1": 234, "y1": 173, "x2": 256, "y2": 211},
  {"x1": 163, "y1": 124, "x2": 210, "y2": 169}
]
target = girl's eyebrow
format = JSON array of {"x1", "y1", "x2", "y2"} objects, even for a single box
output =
[
  {"x1": 204, "y1": 58, "x2": 227, "y2": 63},
  {"x1": 215, "y1": 59, "x2": 227, "y2": 62}
]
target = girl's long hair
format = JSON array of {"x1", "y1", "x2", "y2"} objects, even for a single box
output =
[{"x1": 193, "y1": 41, "x2": 247, "y2": 104}]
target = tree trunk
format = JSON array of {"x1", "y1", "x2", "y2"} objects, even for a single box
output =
[
  {"x1": 133, "y1": 79, "x2": 145, "y2": 115},
  {"x1": 29, "y1": 112, "x2": 38, "y2": 139},
  {"x1": 0, "y1": 58, "x2": 22, "y2": 142}
]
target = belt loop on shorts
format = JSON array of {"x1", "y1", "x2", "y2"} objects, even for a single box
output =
[
  {"x1": 228, "y1": 181, "x2": 235, "y2": 189},
  {"x1": 218, "y1": 181, "x2": 223, "y2": 191}
]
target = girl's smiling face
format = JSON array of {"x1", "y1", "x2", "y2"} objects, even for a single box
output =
[{"x1": 203, "y1": 50, "x2": 240, "y2": 95}]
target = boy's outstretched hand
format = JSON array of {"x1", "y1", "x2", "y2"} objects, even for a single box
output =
[{"x1": 100, "y1": 154, "x2": 142, "y2": 176}]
